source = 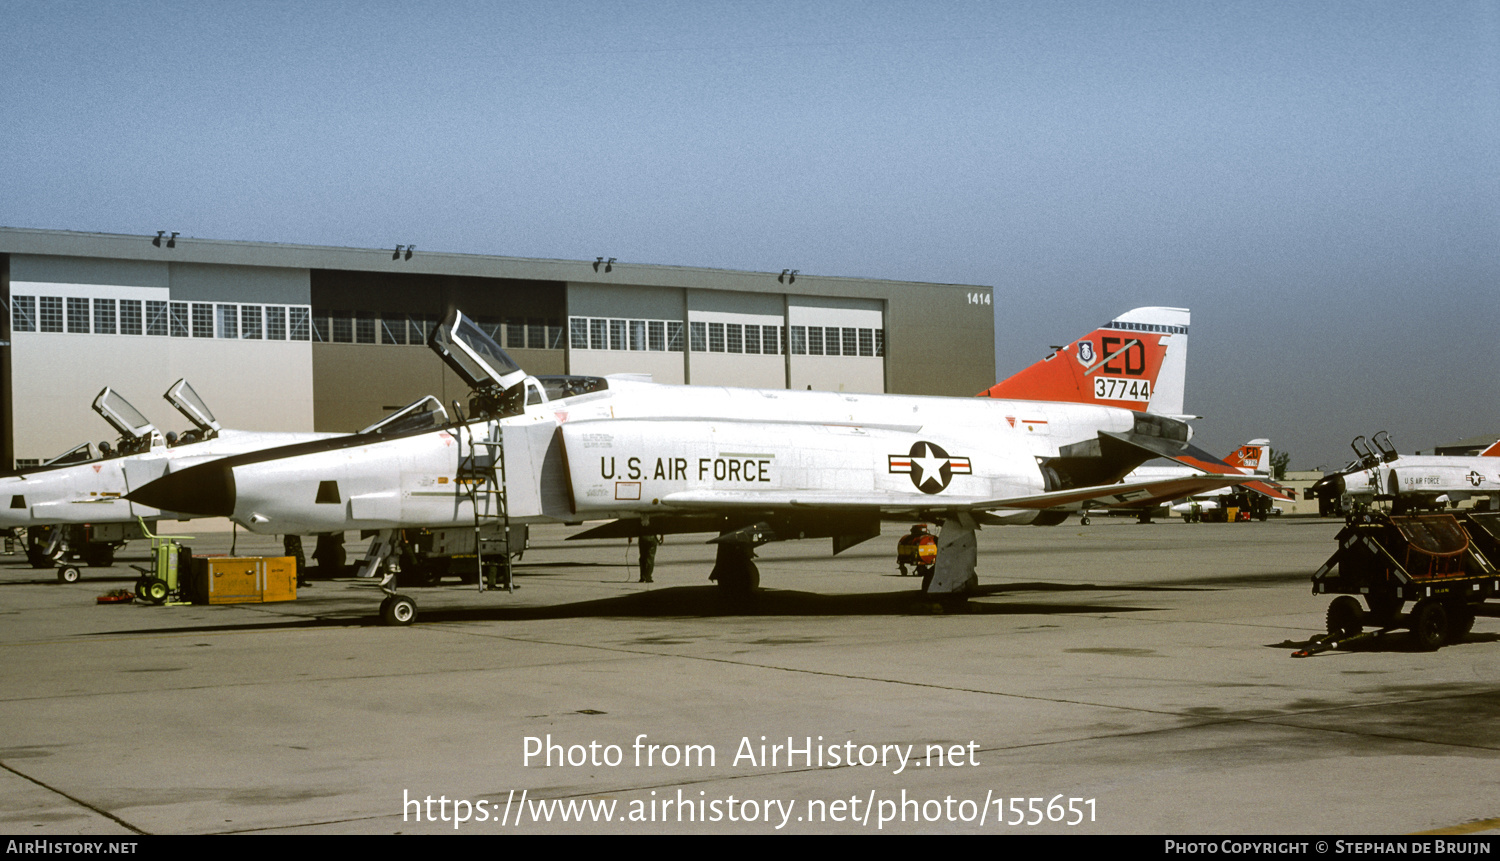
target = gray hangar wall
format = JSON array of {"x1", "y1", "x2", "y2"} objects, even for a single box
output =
[{"x1": 0, "y1": 229, "x2": 995, "y2": 468}]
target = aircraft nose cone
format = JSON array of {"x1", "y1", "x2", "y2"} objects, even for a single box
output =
[{"x1": 128, "y1": 463, "x2": 237, "y2": 517}]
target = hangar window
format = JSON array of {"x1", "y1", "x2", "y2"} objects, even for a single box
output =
[
  {"x1": 191, "y1": 303, "x2": 214, "y2": 338},
  {"x1": 289, "y1": 307, "x2": 311, "y2": 340},
  {"x1": 217, "y1": 305, "x2": 238, "y2": 338},
  {"x1": 93, "y1": 299, "x2": 116, "y2": 335},
  {"x1": 789, "y1": 326, "x2": 806, "y2": 355},
  {"x1": 39, "y1": 297, "x2": 63, "y2": 332},
  {"x1": 647, "y1": 320, "x2": 665, "y2": 351},
  {"x1": 530, "y1": 319, "x2": 548, "y2": 349},
  {"x1": 744, "y1": 324, "x2": 760, "y2": 354},
  {"x1": 265, "y1": 306, "x2": 286, "y2": 340},
  {"x1": 355, "y1": 311, "x2": 377, "y2": 344},
  {"x1": 241, "y1": 306, "x2": 263, "y2": 339},
  {"x1": 505, "y1": 319, "x2": 525, "y2": 349},
  {"x1": 331, "y1": 311, "x2": 353, "y2": 343},
  {"x1": 689, "y1": 322, "x2": 707, "y2": 352},
  {"x1": 708, "y1": 323, "x2": 725, "y2": 353},
  {"x1": 381, "y1": 313, "x2": 406, "y2": 345},
  {"x1": 763, "y1": 325, "x2": 782, "y2": 355},
  {"x1": 849, "y1": 328, "x2": 864, "y2": 356},
  {"x1": 667, "y1": 321, "x2": 683, "y2": 351},
  {"x1": 874, "y1": 330, "x2": 884, "y2": 357},
  {"x1": 609, "y1": 319, "x2": 627, "y2": 351},
  {"x1": 404, "y1": 313, "x2": 430, "y2": 344},
  {"x1": 807, "y1": 327, "x2": 823, "y2": 356},
  {"x1": 11, "y1": 296, "x2": 35, "y2": 332},
  {"x1": 589, "y1": 318, "x2": 606, "y2": 350},
  {"x1": 569, "y1": 318, "x2": 588, "y2": 349},
  {"x1": 148, "y1": 301, "x2": 170, "y2": 336},
  {"x1": 120, "y1": 300, "x2": 142, "y2": 335},
  {"x1": 170, "y1": 302, "x2": 190, "y2": 337},
  {"x1": 629, "y1": 320, "x2": 646, "y2": 351},
  {"x1": 67, "y1": 297, "x2": 90, "y2": 333}
]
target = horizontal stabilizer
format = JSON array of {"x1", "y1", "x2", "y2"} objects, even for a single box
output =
[{"x1": 1100, "y1": 431, "x2": 1295, "y2": 501}]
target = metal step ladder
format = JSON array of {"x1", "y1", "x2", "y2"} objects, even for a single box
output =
[{"x1": 456, "y1": 420, "x2": 515, "y2": 592}]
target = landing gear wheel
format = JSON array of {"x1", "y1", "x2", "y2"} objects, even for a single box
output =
[
  {"x1": 1409, "y1": 598, "x2": 1448, "y2": 651},
  {"x1": 1447, "y1": 604, "x2": 1476, "y2": 643},
  {"x1": 710, "y1": 544, "x2": 760, "y2": 597},
  {"x1": 380, "y1": 594, "x2": 417, "y2": 626},
  {"x1": 56, "y1": 566, "x2": 82, "y2": 584},
  {"x1": 1080, "y1": 516, "x2": 1091, "y2": 526},
  {"x1": 1326, "y1": 595, "x2": 1364, "y2": 638}
]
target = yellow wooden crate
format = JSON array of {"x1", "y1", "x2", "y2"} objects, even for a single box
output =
[{"x1": 193, "y1": 556, "x2": 297, "y2": 604}]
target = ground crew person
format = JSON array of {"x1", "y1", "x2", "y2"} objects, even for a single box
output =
[{"x1": 639, "y1": 533, "x2": 661, "y2": 582}]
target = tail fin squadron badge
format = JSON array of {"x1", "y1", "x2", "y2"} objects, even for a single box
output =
[{"x1": 889, "y1": 441, "x2": 972, "y2": 494}]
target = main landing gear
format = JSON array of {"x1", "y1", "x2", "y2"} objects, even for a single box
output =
[{"x1": 709, "y1": 542, "x2": 759, "y2": 598}]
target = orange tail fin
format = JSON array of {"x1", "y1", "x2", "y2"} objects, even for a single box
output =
[{"x1": 980, "y1": 307, "x2": 1190, "y2": 416}]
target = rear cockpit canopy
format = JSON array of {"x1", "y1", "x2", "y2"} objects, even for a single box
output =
[
  {"x1": 359, "y1": 396, "x2": 449, "y2": 436},
  {"x1": 92, "y1": 388, "x2": 157, "y2": 452},
  {"x1": 165, "y1": 379, "x2": 222, "y2": 438},
  {"x1": 429, "y1": 311, "x2": 528, "y2": 393}
]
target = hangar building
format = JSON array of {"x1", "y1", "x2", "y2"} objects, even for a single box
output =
[{"x1": 0, "y1": 228, "x2": 995, "y2": 468}]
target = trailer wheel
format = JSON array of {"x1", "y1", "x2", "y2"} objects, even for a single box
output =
[
  {"x1": 1409, "y1": 599, "x2": 1448, "y2": 651},
  {"x1": 56, "y1": 566, "x2": 82, "y2": 584},
  {"x1": 1447, "y1": 604, "x2": 1476, "y2": 643},
  {"x1": 1326, "y1": 596, "x2": 1364, "y2": 638},
  {"x1": 140, "y1": 577, "x2": 170, "y2": 606},
  {"x1": 380, "y1": 594, "x2": 417, "y2": 626}
]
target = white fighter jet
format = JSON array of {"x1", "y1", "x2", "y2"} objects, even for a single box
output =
[
  {"x1": 130, "y1": 306, "x2": 1265, "y2": 624},
  {"x1": 0, "y1": 381, "x2": 436, "y2": 579},
  {"x1": 1309, "y1": 432, "x2": 1500, "y2": 515}
]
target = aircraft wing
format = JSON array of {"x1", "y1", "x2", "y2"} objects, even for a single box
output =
[{"x1": 654, "y1": 474, "x2": 1250, "y2": 512}]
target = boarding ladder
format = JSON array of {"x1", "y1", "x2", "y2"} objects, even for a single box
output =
[{"x1": 456, "y1": 419, "x2": 515, "y2": 592}]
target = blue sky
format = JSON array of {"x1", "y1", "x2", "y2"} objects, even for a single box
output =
[{"x1": 4, "y1": 1, "x2": 1496, "y2": 468}]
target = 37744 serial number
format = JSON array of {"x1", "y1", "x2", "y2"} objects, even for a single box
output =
[{"x1": 1094, "y1": 377, "x2": 1151, "y2": 402}]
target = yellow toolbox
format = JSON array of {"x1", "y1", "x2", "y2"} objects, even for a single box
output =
[{"x1": 191, "y1": 556, "x2": 297, "y2": 604}]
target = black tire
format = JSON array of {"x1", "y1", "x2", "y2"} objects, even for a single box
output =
[
  {"x1": 57, "y1": 566, "x2": 82, "y2": 584},
  {"x1": 380, "y1": 594, "x2": 417, "y2": 626},
  {"x1": 135, "y1": 576, "x2": 151, "y2": 601},
  {"x1": 1409, "y1": 599, "x2": 1448, "y2": 651},
  {"x1": 142, "y1": 577, "x2": 169, "y2": 605},
  {"x1": 1080, "y1": 516, "x2": 1091, "y2": 526},
  {"x1": 1326, "y1": 595, "x2": 1364, "y2": 638}
]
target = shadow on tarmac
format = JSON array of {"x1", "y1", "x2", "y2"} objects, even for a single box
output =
[{"x1": 78, "y1": 580, "x2": 1172, "y2": 636}]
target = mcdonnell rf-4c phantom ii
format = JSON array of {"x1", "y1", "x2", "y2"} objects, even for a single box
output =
[
  {"x1": 0, "y1": 380, "x2": 425, "y2": 580},
  {"x1": 1308, "y1": 432, "x2": 1500, "y2": 515},
  {"x1": 130, "y1": 307, "x2": 1262, "y2": 624}
]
